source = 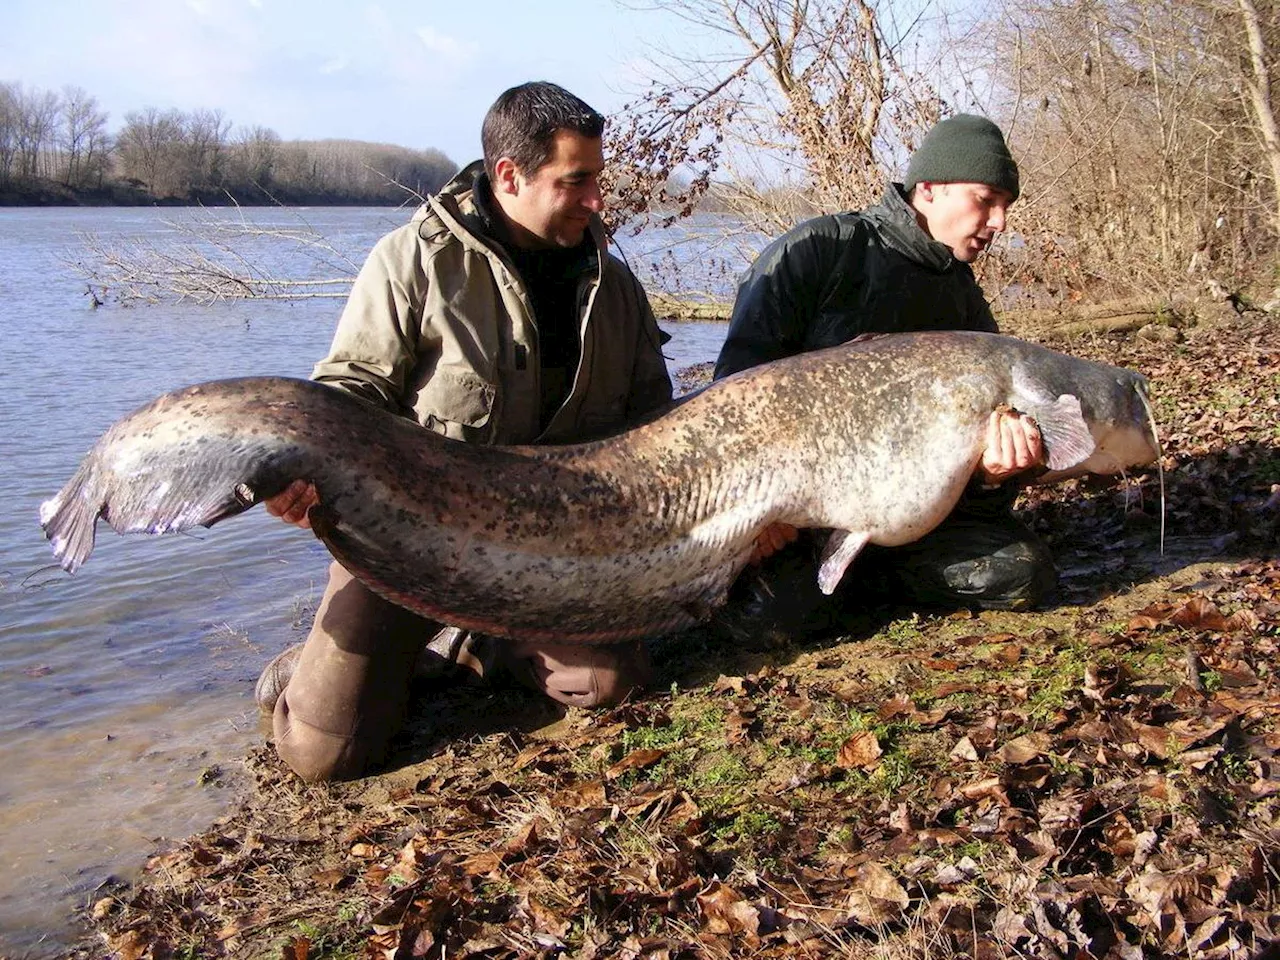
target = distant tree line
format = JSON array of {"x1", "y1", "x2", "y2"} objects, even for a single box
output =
[{"x1": 0, "y1": 81, "x2": 458, "y2": 205}]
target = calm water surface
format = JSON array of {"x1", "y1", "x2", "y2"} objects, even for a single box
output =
[{"x1": 0, "y1": 206, "x2": 736, "y2": 955}]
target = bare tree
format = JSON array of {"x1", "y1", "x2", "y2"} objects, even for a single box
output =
[
  {"x1": 184, "y1": 108, "x2": 230, "y2": 193},
  {"x1": 117, "y1": 107, "x2": 188, "y2": 197},
  {"x1": 229, "y1": 124, "x2": 282, "y2": 192},
  {"x1": 597, "y1": 0, "x2": 950, "y2": 306},
  {"x1": 0, "y1": 83, "x2": 18, "y2": 183},
  {"x1": 70, "y1": 207, "x2": 362, "y2": 306},
  {"x1": 59, "y1": 85, "x2": 110, "y2": 188},
  {"x1": 607, "y1": 0, "x2": 945, "y2": 237},
  {"x1": 13, "y1": 84, "x2": 60, "y2": 180},
  {"x1": 264, "y1": 138, "x2": 456, "y2": 203},
  {"x1": 980, "y1": 0, "x2": 1279, "y2": 301},
  {"x1": 1229, "y1": 0, "x2": 1280, "y2": 232}
]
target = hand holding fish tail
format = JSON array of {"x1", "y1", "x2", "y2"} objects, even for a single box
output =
[{"x1": 266, "y1": 480, "x2": 319, "y2": 529}]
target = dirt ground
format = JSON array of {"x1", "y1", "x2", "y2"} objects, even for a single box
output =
[{"x1": 68, "y1": 310, "x2": 1279, "y2": 959}]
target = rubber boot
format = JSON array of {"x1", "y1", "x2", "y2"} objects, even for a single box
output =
[
  {"x1": 869, "y1": 513, "x2": 1057, "y2": 611},
  {"x1": 272, "y1": 562, "x2": 431, "y2": 782},
  {"x1": 255, "y1": 643, "x2": 303, "y2": 715}
]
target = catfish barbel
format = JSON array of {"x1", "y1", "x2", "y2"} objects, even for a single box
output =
[{"x1": 40, "y1": 332, "x2": 1160, "y2": 642}]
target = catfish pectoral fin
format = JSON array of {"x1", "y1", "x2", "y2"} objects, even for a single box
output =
[
  {"x1": 817, "y1": 530, "x2": 870, "y2": 596},
  {"x1": 1029, "y1": 393, "x2": 1097, "y2": 471}
]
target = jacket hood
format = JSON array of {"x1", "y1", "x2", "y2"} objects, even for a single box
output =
[
  {"x1": 863, "y1": 183, "x2": 958, "y2": 272},
  {"x1": 437, "y1": 160, "x2": 484, "y2": 205}
]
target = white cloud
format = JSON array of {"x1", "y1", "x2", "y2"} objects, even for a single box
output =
[{"x1": 415, "y1": 26, "x2": 478, "y2": 65}]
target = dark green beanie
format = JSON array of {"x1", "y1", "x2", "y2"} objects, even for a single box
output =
[{"x1": 905, "y1": 114, "x2": 1020, "y2": 200}]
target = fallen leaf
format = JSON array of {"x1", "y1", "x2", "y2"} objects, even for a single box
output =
[
  {"x1": 958, "y1": 777, "x2": 1008, "y2": 804},
  {"x1": 876, "y1": 696, "x2": 915, "y2": 720},
  {"x1": 512, "y1": 743, "x2": 555, "y2": 770},
  {"x1": 1170, "y1": 597, "x2": 1230, "y2": 632},
  {"x1": 606, "y1": 748, "x2": 667, "y2": 780},
  {"x1": 554, "y1": 780, "x2": 608, "y2": 808},
  {"x1": 1004, "y1": 763, "x2": 1051, "y2": 788},
  {"x1": 711, "y1": 675, "x2": 749, "y2": 695},
  {"x1": 997, "y1": 732, "x2": 1052, "y2": 763},
  {"x1": 992, "y1": 642, "x2": 1024, "y2": 664},
  {"x1": 835, "y1": 731, "x2": 882, "y2": 769},
  {"x1": 460, "y1": 850, "x2": 503, "y2": 875},
  {"x1": 931, "y1": 681, "x2": 975, "y2": 697},
  {"x1": 310, "y1": 867, "x2": 351, "y2": 890},
  {"x1": 526, "y1": 894, "x2": 570, "y2": 937},
  {"x1": 888, "y1": 802, "x2": 915, "y2": 833},
  {"x1": 1101, "y1": 812, "x2": 1138, "y2": 858},
  {"x1": 696, "y1": 881, "x2": 760, "y2": 937},
  {"x1": 845, "y1": 862, "x2": 909, "y2": 926},
  {"x1": 500, "y1": 817, "x2": 541, "y2": 856},
  {"x1": 107, "y1": 931, "x2": 148, "y2": 960}
]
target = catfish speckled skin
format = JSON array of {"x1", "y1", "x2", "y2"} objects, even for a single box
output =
[{"x1": 40, "y1": 332, "x2": 1158, "y2": 643}]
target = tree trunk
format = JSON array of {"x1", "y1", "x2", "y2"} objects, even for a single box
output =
[{"x1": 1237, "y1": 0, "x2": 1280, "y2": 234}]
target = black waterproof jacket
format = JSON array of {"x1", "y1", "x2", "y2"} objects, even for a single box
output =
[{"x1": 714, "y1": 184, "x2": 998, "y2": 379}]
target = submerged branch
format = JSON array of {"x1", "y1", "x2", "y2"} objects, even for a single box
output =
[{"x1": 64, "y1": 203, "x2": 362, "y2": 306}]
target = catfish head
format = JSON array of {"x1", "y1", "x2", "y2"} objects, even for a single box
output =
[{"x1": 1009, "y1": 360, "x2": 1160, "y2": 483}]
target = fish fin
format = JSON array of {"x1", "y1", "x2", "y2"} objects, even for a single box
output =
[
  {"x1": 1029, "y1": 394, "x2": 1096, "y2": 471},
  {"x1": 41, "y1": 437, "x2": 281, "y2": 573},
  {"x1": 817, "y1": 530, "x2": 870, "y2": 596},
  {"x1": 38, "y1": 469, "x2": 101, "y2": 574},
  {"x1": 1011, "y1": 366, "x2": 1097, "y2": 471}
]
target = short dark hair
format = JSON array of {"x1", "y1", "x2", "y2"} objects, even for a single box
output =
[{"x1": 481, "y1": 82, "x2": 604, "y2": 181}]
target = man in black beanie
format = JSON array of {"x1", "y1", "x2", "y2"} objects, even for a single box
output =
[{"x1": 716, "y1": 114, "x2": 1055, "y2": 637}]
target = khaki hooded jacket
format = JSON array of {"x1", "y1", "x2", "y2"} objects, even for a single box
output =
[{"x1": 312, "y1": 161, "x2": 673, "y2": 445}]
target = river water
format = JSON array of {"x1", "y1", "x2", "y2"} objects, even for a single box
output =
[{"x1": 0, "y1": 206, "x2": 738, "y2": 956}]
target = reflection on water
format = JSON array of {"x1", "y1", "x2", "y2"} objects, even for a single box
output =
[{"x1": 0, "y1": 206, "x2": 732, "y2": 956}]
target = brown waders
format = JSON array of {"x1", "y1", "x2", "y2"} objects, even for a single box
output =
[{"x1": 270, "y1": 562, "x2": 651, "y2": 782}]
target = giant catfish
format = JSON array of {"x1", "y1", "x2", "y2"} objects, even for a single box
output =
[{"x1": 40, "y1": 331, "x2": 1160, "y2": 642}]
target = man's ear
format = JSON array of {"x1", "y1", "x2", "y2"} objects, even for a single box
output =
[
  {"x1": 915, "y1": 181, "x2": 938, "y2": 203},
  {"x1": 493, "y1": 157, "x2": 520, "y2": 196}
]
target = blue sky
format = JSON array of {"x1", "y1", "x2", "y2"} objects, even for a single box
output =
[{"x1": 1, "y1": 0, "x2": 694, "y2": 164}]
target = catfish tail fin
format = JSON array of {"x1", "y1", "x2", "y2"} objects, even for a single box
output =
[
  {"x1": 38, "y1": 461, "x2": 103, "y2": 574},
  {"x1": 40, "y1": 444, "x2": 279, "y2": 574}
]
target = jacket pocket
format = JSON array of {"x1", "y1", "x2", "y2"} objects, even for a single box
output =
[{"x1": 410, "y1": 365, "x2": 496, "y2": 439}]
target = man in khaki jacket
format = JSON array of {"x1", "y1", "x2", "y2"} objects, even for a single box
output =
[{"x1": 257, "y1": 82, "x2": 673, "y2": 782}]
